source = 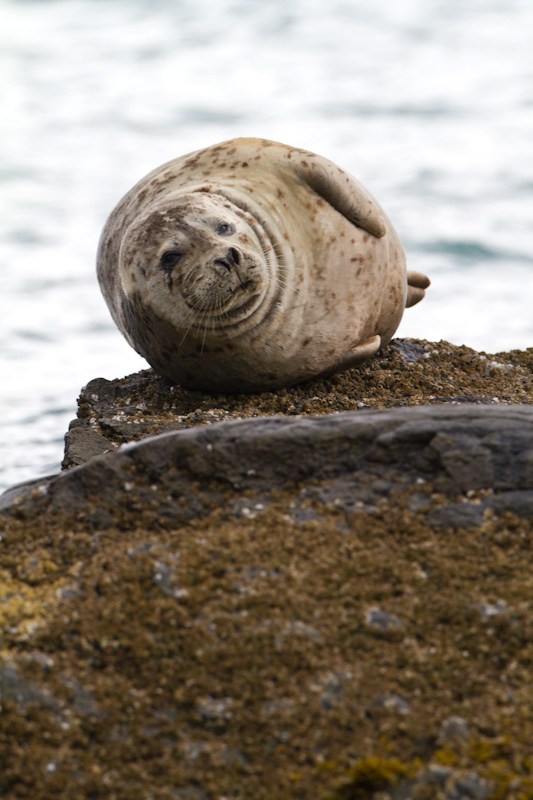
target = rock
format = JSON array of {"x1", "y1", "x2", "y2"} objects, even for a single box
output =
[
  {"x1": 61, "y1": 421, "x2": 117, "y2": 470},
  {"x1": 0, "y1": 473, "x2": 57, "y2": 511},
  {"x1": 389, "y1": 766, "x2": 492, "y2": 800},
  {"x1": 438, "y1": 716, "x2": 471, "y2": 744},
  {"x1": 325, "y1": 760, "x2": 493, "y2": 800},
  {"x1": 61, "y1": 338, "x2": 533, "y2": 470},
  {"x1": 426, "y1": 501, "x2": 487, "y2": 530},
  {"x1": 4, "y1": 405, "x2": 533, "y2": 526},
  {"x1": 0, "y1": 663, "x2": 61, "y2": 712},
  {"x1": 369, "y1": 694, "x2": 411, "y2": 714},
  {"x1": 1, "y1": 339, "x2": 533, "y2": 799},
  {"x1": 365, "y1": 608, "x2": 405, "y2": 633}
]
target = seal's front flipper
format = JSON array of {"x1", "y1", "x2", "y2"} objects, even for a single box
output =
[
  {"x1": 314, "y1": 335, "x2": 382, "y2": 381},
  {"x1": 345, "y1": 334, "x2": 382, "y2": 363},
  {"x1": 406, "y1": 270, "x2": 430, "y2": 308},
  {"x1": 292, "y1": 155, "x2": 387, "y2": 239},
  {"x1": 334, "y1": 334, "x2": 382, "y2": 373}
]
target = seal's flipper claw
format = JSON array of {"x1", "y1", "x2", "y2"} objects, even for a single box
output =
[
  {"x1": 293, "y1": 158, "x2": 387, "y2": 238},
  {"x1": 406, "y1": 270, "x2": 430, "y2": 308}
]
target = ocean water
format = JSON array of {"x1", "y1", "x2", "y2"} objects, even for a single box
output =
[{"x1": 1, "y1": 0, "x2": 532, "y2": 492}]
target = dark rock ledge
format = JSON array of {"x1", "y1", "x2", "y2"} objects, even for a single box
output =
[
  {"x1": 1, "y1": 338, "x2": 532, "y2": 800},
  {"x1": 3, "y1": 404, "x2": 533, "y2": 528}
]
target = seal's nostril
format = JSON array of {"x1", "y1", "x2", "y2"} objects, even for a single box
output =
[
  {"x1": 229, "y1": 247, "x2": 240, "y2": 266},
  {"x1": 215, "y1": 249, "x2": 240, "y2": 270}
]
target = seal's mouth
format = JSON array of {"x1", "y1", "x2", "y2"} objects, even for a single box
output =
[
  {"x1": 182, "y1": 280, "x2": 261, "y2": 320},
  {"x1": 230, "y1": 279, "x2": 254, "y2": 295},
  {"x1": 179, "y1": 256, "x2": 265, "y2": 320},
  {"x1": 220, "y1": 285, "x2": 260, "y2": 319}
]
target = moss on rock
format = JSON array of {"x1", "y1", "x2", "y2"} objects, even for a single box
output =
[{"x1": 2, "y1": 488, "x2": 533, "y2": 797}]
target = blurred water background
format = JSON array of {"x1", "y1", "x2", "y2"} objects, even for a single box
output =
[{"x1": 1, "y1": 0, "x2": 532, "y2": 492}]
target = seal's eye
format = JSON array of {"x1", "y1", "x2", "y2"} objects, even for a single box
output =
[
  {"x1": 216, "y1": 222, "x2": 236, "y2": 237},
  {"x1": 160, "y1": 251, "x2": 183, "y2": 271}
]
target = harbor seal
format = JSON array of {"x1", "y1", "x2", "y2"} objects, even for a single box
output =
[{"x1": 97, "y1": 138, "x2": 429, "y2": 391}]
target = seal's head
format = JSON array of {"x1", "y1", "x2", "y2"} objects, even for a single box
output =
[{"x1": 120, "y1": 192, "x2": 271, "y2": 338}]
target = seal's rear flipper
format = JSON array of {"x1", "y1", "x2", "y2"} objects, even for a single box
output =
[{"x1": 406, "y1": 270, "x2": 430, "y2": 308}]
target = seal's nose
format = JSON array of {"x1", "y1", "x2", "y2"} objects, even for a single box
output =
[
  {"x1": 214, "y1": 247, "x2": 241, "y2": 270},
  {"x1": 228, "y1": 247, "x2": 240, "y2": 266}
]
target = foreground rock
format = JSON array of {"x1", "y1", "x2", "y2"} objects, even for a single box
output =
[{"x1": 1, "y1": 339, "x2": 532, "y2": 799}]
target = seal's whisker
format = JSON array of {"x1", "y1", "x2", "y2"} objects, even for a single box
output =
[
  {"x1": 200, "y1": 325, "x2": 208, "y2": 354},
  {"x1": 271, "y1": 274, "x2": 301, "y2": 298},
  {"x1": 261, "y1": 242, "x2": 287, "y2": 270},
  {"x1": 259, "y1": 242, "x2": 303, "y2": 296},
  {"x1": 183, "y1": 265, "x2": 201, "y2": 285},
  {"x1": 179, "y1": 298, "x2": 209, "y2": 346},
  {"x1": 200, "y1": 301, "x2": 217, "y2": 353},
  {"x1": 178, "y1": 306, "x2": 199, "y2": 345},
  {"x1": 213, "y1": 299, "x2": 225, "y2": 331}
]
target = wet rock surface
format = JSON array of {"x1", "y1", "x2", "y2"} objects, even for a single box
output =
[{"x1": 1, "y1": 338, "x2": 533, "y2": 799}]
